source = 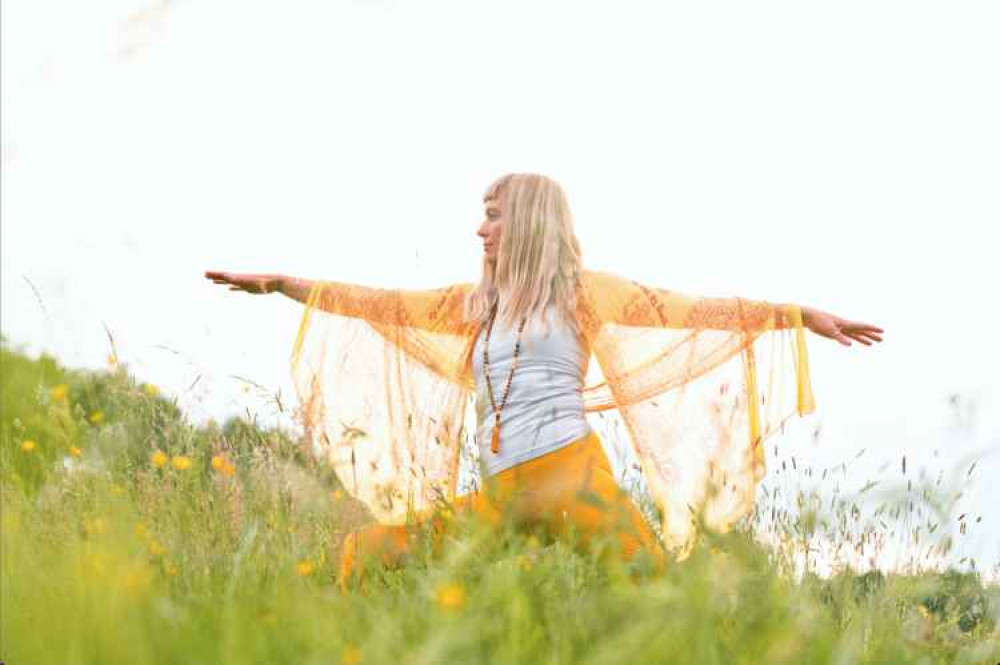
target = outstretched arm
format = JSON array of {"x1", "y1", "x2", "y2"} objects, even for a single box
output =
[
  {"x1": 204, "y1": 271, "x2": 472, "y2": 333},
  {"x1": 583, "y1": 270, "x2": 799, "y2": 332},
  {"x1": 582, "y1": 270, "x2": 884, "y2": 344}
]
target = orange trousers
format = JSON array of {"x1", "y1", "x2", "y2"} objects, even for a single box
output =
[{"x1": 337, "y1": 431, "x2": 667, "y2": 592}]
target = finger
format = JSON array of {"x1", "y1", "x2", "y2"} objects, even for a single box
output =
[
  {"x1": 845, "y1": 332, "x2": 872, "y2": 346},
  {"x1": 846, "y1": 321, "x2": 884, "y2": 334},
  {"x1": 852, "y1": 329, "x2": 884, "y2": 342}
]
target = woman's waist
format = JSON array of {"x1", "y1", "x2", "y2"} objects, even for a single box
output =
[
  {"x1": 476, "y1": 385, "x2": 584, "y2": 418},
  {"x1": 476, "y1": 395, "x2": 585, "y2": 428}
]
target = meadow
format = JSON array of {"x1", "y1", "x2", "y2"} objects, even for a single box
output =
[{"x1": 1, "y1": 335, "x2": 997, "y2": 664}]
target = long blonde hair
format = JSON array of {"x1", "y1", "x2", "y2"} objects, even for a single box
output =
[{"x1": 464, "y1": 173, "x2": 584, "y2": 338}]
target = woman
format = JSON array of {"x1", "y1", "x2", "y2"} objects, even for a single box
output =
[{"x1": 205, "y1": 173, "x2": 883, "y2": 592}]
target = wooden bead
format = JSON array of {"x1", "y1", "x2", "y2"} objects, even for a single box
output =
[{"x1": 482, "y1": 302, "x2": 527, "y2": 455}]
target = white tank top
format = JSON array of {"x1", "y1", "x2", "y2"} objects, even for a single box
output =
[{"x1": 471, "y1": 302, "x2": 593, "y2": 477}]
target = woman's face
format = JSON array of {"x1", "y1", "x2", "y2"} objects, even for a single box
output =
[{"x1": 476, "y1": 194, "x2": 504, "y2": 262}]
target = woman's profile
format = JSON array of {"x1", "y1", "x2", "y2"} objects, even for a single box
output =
[{"x1": 205, "y1": 173, "x2": 883, "y2": 592}]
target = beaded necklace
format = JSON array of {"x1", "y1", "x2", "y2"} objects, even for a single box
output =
[{"x1": 482, "y1": 301, "x2": 528, "y2": 454}]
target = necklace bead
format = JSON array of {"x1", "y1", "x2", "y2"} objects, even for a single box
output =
[{"x1": 483, "y1": 302, "x2": 527, "y2": 454}]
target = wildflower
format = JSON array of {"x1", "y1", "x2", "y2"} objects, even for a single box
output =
[
  {"x1": 106, "y1": 353, "x2": 118, "y2": 368},
  {"x1": 296, "y1": 560, "x2": 315, "y2": 577},
  {"x1": 332, "y1": 489, "x2": 344, "y2": 502},
  {"x1": 171, "y1": 455, "x2": 192, "y2": 471},
  {"x1": 148, "y1": 539, "x2": 167, "y2": 557},
  {"x1": 21, "y1": 440, "x2": 36, "y2": 453},
  {"x1": 341, "y1": 645, "x2": 363, "y2": 665},
  {"x1": 111, "y1": 484, "x2": 125, "y2": 496},
  {"x1": 85, "y1": 517, "x2": 108, "y2": 536},
  {"x1": 516, "y1": 554, "x2": 534, "y2": 571},
  {"x1": 435, "y1": 582, "x2": 466, "y2": 612},
  {"x1": 210, "y1": 455, "x2": 236, "y2": 476},
  {"x1": 164, "y1": 561, "x2": 178, "y2": 577},
  {"x1": 135, "y1": 522, "x2": 149, "y2": 539},
  {"x1": 122, "y1": 563, "x2": 152, "y2": 596},
  {"x1": 49, "y1": 384, "x2": 69, "y2": 401},
  {"x1": 525, "y1": 535, "x2": 541, "y2": 550},
  {"x1": 88, "y1": 411, "x2": 105, "y2": 425},
  {"x1": 143, "y1": 383, "x2": 159, "y2": 397},
  {"x1": 69, "y1": 445, "x2": 82, "y2": 457},
  {"x1": 151, "y1": 450, "x2": 168, "y2": 468}
]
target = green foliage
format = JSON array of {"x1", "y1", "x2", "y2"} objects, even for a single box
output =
[{"x1": 1, "y1": 343, "x2": 997, "y2": 664}]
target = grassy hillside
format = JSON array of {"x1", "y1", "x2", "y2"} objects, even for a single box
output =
[{"x1": 1, "y1": 337, "x2": 997, "y2": 664}]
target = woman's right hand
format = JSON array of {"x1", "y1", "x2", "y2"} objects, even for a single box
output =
[{"x1": 204, "y1": 271, "x2": 284, "y2": 295}]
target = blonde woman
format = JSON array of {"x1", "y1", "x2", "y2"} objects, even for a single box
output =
[{"x1": 205, "y1": 173, "x2": 882, "y2": 592}]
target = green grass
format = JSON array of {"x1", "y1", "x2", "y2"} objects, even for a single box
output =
[{"x1": 1, "y1": 335, "x2": 997, "y2": 664}]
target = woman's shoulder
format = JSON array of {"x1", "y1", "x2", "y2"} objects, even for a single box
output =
[{"x1": 578, "y1": 268, "x2": 632, "y2": 294}]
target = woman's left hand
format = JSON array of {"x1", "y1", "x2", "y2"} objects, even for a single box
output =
[{"x1": 801, "y1": 307, "x2": 884, "y2": 347}]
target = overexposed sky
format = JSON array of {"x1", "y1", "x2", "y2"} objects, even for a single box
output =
[{"x1": 3, "y1": 0, "x2": 998, "y2": 571}]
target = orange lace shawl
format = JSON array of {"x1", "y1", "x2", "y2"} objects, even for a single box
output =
[{"x1": 289, "y1": 269, "x2": 815, "y2": 550}]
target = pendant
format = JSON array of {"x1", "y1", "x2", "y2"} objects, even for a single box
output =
[{"x1": 490, "y1": 425, "x2": 500, "y2": 454}]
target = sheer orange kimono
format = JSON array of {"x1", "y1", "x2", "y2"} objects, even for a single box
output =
[{"x1": 289, "y1": 269, "x2": 815, "y2": 551}]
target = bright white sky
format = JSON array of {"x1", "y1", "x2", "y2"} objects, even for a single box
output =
[{"x1": 3, "y1": 0, "x2": 998, "y2": 573}]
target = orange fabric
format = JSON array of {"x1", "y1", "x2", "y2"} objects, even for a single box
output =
[
  {"x1": 291, "y1": 269, "x2": 815, "y2": 552},
  {"x1": 337, "y1": 430, "x2": 666, "y2": 593}
]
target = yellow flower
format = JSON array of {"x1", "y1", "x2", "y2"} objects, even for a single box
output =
[
  {"x1": 111, "y1": 483, "x2": 125, "y2": 496},
  {"x1": 171, "y1": 455, "x2": 192, "y2": 471},
  {"x1": 88, "y1": 410, "x2": 105, "y2": 425},
  {"x1": 85, "y1": 517, "x2": 108, "y2": 536},
  {"x1": 121, "y1": 562, "x2": 153, "y2": 596},
  {"x1": 525, "y1": 535, "x2": 541, "y2": 550},
  {"x1": 164, "y1": 561, "x2": 179, "y2": 577},
  {"x1": 341, "y1": 645, "x2": 363, "y2": 665},
  {"x1": 151, "y1": 450, "x2": 168, "y2": 468},
  {"x1": 296, "y1": 560, "x2": 315, "y2": 577},
  {"x1": 69, "y1": 445, "x2": 83, "y2": 457},
  {"x1": 106, "y1": 353, "x2": 118, "y2": 368},
  {"x1": 517, "y1": 554, "x2": 534, "y2": 571},
  {"x1": 49, "y1": 384, "x2": 69, "y2": 401},
  {"x1": 134, "y1": 522, "x2": 149, "y2": 539},
  {"x1": 148, "y1": 539, "x2": 167, "y2": 557},
  {"x1": 435, "y1": 582, "x2": 466, "y2": 612},
  {"x1": 21, "y1": 439, "x2": 36, "y2": 453},
  {"x1": 143, "y1": 383, "x2": 159, "y2": 397},
  {"x1": 332, "y1": 489, "x2": 344, "y2": 502},
  {"x1": 211, "y1": 455, "x2": 236, "y2": 476}
]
